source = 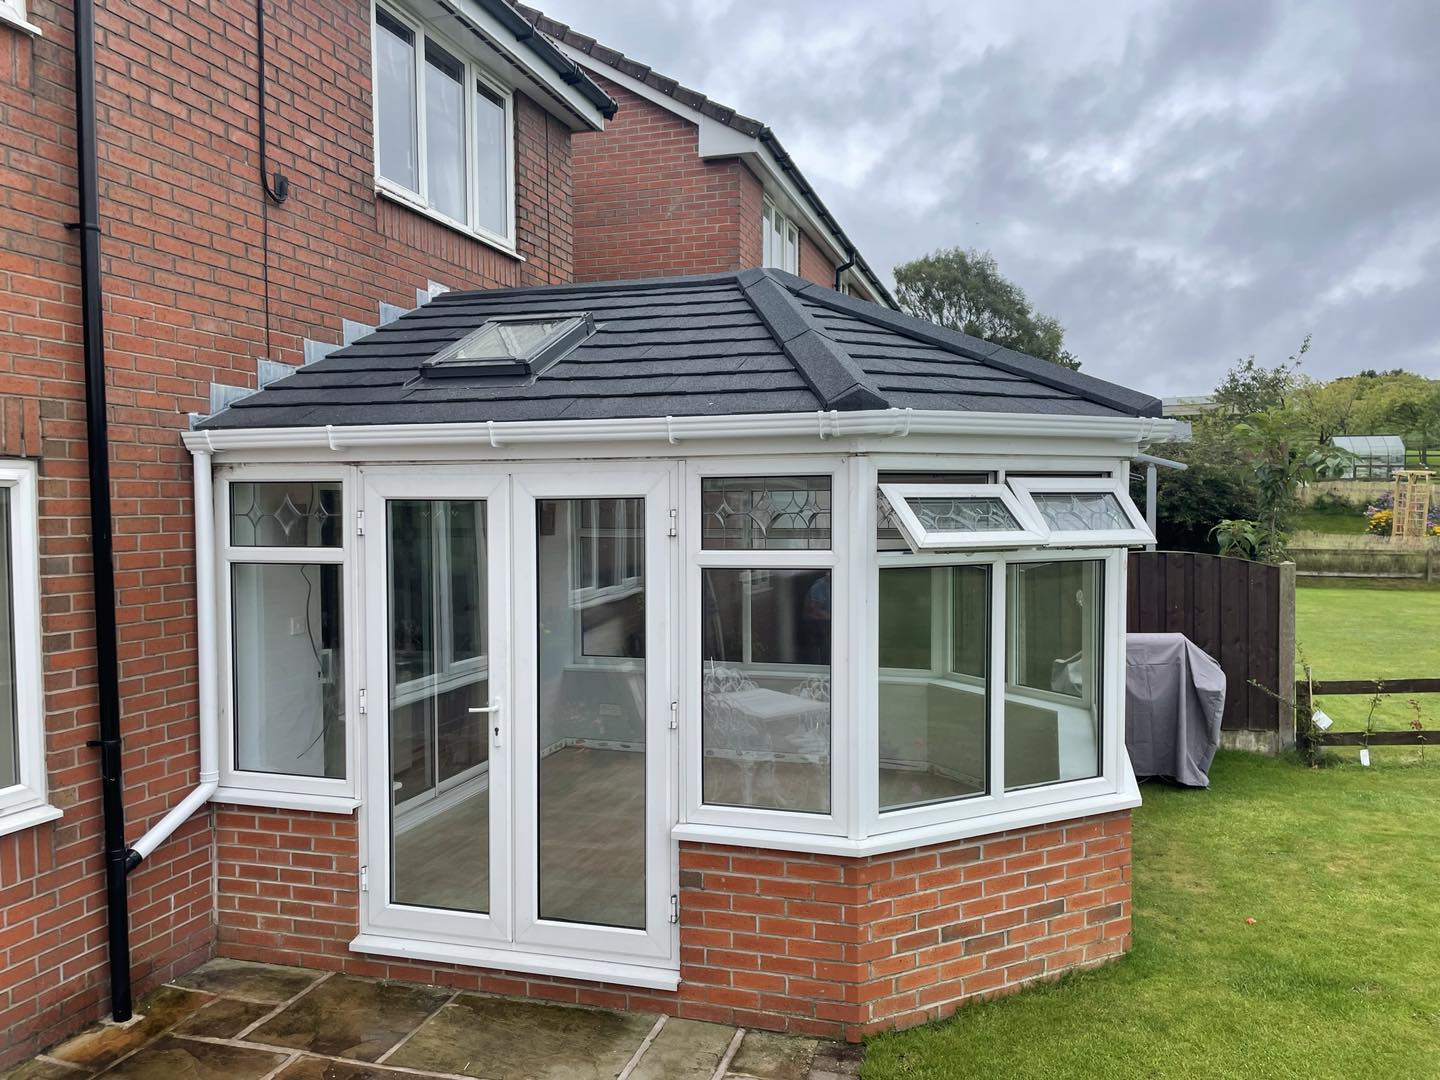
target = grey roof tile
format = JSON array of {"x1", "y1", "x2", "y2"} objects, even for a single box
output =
[{"x1": 199, "y1": 270, "x2": 1161, "y2": 431}]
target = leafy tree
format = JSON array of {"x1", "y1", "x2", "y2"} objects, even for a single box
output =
[
  {"x1": 894, "y1": 248, "x2": 1080, "y2": 369},
  {"x1": 1228, "y1": 409, "x2": 1354, "y2": 559},
  {"x1": 1212, "y1": 334, "x2": 1310, "y2": 417},
  {"x1": 1136, "y1": 459, "x2": 1262, "y2": 553}
]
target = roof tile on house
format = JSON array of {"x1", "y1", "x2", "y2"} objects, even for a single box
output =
[{"x1": 197, "y1": 272, "x2": 1160, "y2": 430}]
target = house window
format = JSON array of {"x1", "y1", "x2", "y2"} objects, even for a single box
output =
[
  {"x1": 0, "y1": 461, "x2": 56, "y2": 836},
  {"x1": 0, "y1": 0, "x2": 39, "y2": 35},
  {"x1": 373, "y1": 3, "x2": 514, "y2": 244},
  {"x1": 697, "y1": 474, "x2": 836, "y2": 823},
  {"x1": 223, "y1": 477, "x2": 351, "y2": 800},
  {"x1": 762, "y1": 200, "x2": 799, "y2": 274}
]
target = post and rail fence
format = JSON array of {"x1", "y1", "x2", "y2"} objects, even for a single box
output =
[{"x1": 1295, "y1": 678, "x2": 1439, "y2": 750}]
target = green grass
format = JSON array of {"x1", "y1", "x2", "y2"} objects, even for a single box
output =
[
  {"x1": 862, "y1": 752, "x2": 1440, "y2": 1080},
  {"x1": 1296, "y1": 583, "x2": 1439, "y2": 745},
  {"x1": 1293, "y1": 506, "x2": 1367, "y2": 535}
]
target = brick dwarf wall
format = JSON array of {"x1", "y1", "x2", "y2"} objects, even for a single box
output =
[
  {"x1": 0, "y1": 0, "x2": 573, "y2": 1064},
  {"x1": 213, "y1": 806, "x2": 1131, "y2": 1042}
]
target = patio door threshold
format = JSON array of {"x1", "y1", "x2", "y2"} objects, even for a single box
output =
[{"x1": 348, "y1": 932, "x2": 682, "y2": 991}]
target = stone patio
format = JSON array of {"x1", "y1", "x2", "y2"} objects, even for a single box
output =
[{"x1": 4, "y1": 959, "x2": 863, "y2": 1080}]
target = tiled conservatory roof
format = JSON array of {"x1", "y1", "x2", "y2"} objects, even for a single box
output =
[{"x1": 197, "y1": 270, "x2": 1161, "y2": 430}]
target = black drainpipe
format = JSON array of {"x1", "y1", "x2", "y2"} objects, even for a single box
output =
[
  {"x1": 833, "y1": 248, "x2": 856, "y2": 292},
  {"x1": 69, "y1": 0, "x2": 133, "y2": 1024}
]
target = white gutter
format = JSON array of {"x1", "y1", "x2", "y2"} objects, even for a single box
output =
[
  {"x1": 128, "y1": 448, "x2": 218, "y2": 865},
  {"x1": 183, "y1": 408, "x2": 1178, "y2": 454}
]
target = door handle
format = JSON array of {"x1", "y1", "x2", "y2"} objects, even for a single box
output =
[{"x1": 468, "y1": 698, "x2": 502, "y2": 746}]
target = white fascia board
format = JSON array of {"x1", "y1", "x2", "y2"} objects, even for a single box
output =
[
  {"x1": 558, "y1": 44, "x2": 858, "y2": 272},
  {"x1": 412, "y1": 0, "x2": 607, "y2": 131},
  {"x1": 183, "y1": 410, "x2": 1180, "y2": 456}
]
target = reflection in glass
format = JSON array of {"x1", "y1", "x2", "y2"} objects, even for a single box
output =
[
  {"x1": 701, "y1": 568, "x2": 831, "y2": 814},
  {"x1": 388, "y1": 501, "x2": 490, "y2": 913},
  {"x1": 701, "y1": 476, "x2": 831, "y2": 550},
  {"x1": 878, "y1": 566, "x2": 989, "y2": 811},
  {"x1": 1005, "y1": 560, "x2": 1103, "y2": 790},
  {"x1": 232, "y1": 563, "x2": 344, "y2": 778},
  {"x1": 475, "y1": 83, "x2": 507, "y2": 236},
  {"x1": 374, "y1": 7, "x2": 417, "y2": 190},
  {"x1": 0, "y1": 490, "x2": 16, "y2": 787},
  {"x1": 229, "y1": 482, "x2": 341, "y2": 547},
  {"x1": 424, "y1": 40, "x2": 466, "y2": 221},
  {"x1": 537, "y1": 498, "x2": 646, "y2": 929}
]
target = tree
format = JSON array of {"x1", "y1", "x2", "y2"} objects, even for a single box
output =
[
  {"x1": 893, "y1": 248, "x2": 1080, "y2": 369},
  {"x1": 1212, "y1": 334, "x2": 1310, "y2": 418}
]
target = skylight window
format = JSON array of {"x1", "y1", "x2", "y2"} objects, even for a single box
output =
[{"x1": 424, "y1": 313, "x2": 594, "y2": 380}]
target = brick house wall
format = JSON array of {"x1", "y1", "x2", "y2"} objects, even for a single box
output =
[
  {"x1": 0, "y1": 0, "x2": 574, "y2": 1064},
  {"x1": 571, "y1": 75, "x2": 840, "y2": 290},
  {"x1": 212, "y1": 806, "x2": 1132, "y2": 1043}
]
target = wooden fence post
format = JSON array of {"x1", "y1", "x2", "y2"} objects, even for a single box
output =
[{"x1": 1277, "y1": 561, "x2": 1297, "y2": 751}]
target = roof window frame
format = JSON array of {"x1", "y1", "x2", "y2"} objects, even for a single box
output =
[{"x1": 423, "y1": 312, "x2": 596, "y2": 380}]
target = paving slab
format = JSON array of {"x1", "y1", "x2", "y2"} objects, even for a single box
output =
[
  {"x1": 386, "y1": 993, "x2": 657, "y2": 1080},
  {"x1": 171, "y1": 959, "x2": 320, "y2": 1004},
  {"x1": 95, "y1": 1036, "x2": 286, "y2": 1079},
  {"x1": 630, "y1": 1018, "x2": 737, "y2": 1080},
  {"x1": 277, "y1": 1057, "x2": 456, "y2": 1080},
  {"x1": 727, "y1": 1030, "x2": 820, "y2": 1080},
  {"x1": 171, "y1": 998, "x2": 275, "y2": 1040},
  {"x1": 0, "y1": 1060, "x2": 82, "y2": 1080},
  {"x1": 249, "y1": 975, "x2": 452, "y2": 1062},
  {"x1": 50, "y1": 986, "x2": 213, "y2": 1071}
]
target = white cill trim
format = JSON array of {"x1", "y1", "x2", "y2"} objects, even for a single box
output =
[
  {"x1": 183, "y1": 409, "x2": 1177, "y2": 455},
  {"x1": 212, "y1": 788, "x2": 360, "y2": 815},
  {"x1": 349, "y1": 933, "x2": 682, "y2": 990}
]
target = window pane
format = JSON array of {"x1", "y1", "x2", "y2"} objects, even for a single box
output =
[
  {"x1": 1032, "y1": 492, "x2": 1130, "y2": 532},
  {"x1": 424, "y1": 40, "x2": 466, "y2": 221},
  {"x1": 907, "y1": 496, "x2": 1018, "y2": 532},
  {"x1": 878, "y1": 566, "x2": 989, "y2": 812},
  {"x1": 702, "y1": 476, "x2": 831, "y2": 550},
  {"x1": 701, "y1": 568, "x2": 831, "y2": 814},
  {"x1": 537, "y1": 499, "x2": 646, "y2": 929},
  {"x1": 0, "y1": 489, "x2": 17, "y2": 788},
  {"x1": 475, "y1": 82, "x2": 507, "y2": 236},
  {"x1": 232, "y1": 563, "x2": 344, "y2": 779},
  {"x1": 375, "y1": 7, "x2": 418, "y2": 190},
  {"x1": 229, "y1": 482, "x2": 341, "y2": 547},
  {"x1": 877, "y1": 472, "x2": 989, "y2": 550},
  {"x1": 1005, "y1": 560, "x2": 1102, "y2": 790}
]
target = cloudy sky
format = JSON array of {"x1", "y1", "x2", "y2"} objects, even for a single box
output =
[{"x1": 539, "y1": 0, "x2": 1439, "y2": 395}]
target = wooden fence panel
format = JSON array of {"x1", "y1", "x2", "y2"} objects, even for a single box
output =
[{"x1": 1128, "y1": 551, "x2": 1295, "y2": 738}]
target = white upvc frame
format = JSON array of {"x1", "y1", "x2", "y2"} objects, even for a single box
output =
[
  {"x1": 370, "y1": 0, "x2": 518, "y2": 252},
  {"x1": 0, "y1": 461, "x2": 59, "y2": 837},
  {"x1": 683, "y1": 457, "x2": 852, "y2": 837},
  {"x1": 215, "y1": 463, "x2": 359, "y2": 808},
  {"x1": 880, "y1": 482, "x2": 1049, "y2": 551},
  {"x1": 761, "y1": 198, "x2": 800, "y2": 275},
  {"x1": 1008, "y1": 475, "x2": 1155, "y2": 547},
  {"x1": 0, "y1": 0, "x2": 41, "y2": 36}
]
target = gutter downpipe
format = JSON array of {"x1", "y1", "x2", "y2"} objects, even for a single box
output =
[
  {"x1": 833, "y1": 248, "x2": 856, "y2": 293},
  {"x1": 1135, "y1": 452, "x2": 1187, "y2": 552},
  {"x1": 70, "y1": 0, "x2": 135, "y2": 1025},
  {"x1": 125, "y1": 449, "x2": 219, "y2": 868}
]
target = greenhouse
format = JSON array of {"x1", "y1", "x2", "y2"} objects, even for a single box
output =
[{"x1": 1331, "y1": 434, "x2": 1406, "y2": 480}]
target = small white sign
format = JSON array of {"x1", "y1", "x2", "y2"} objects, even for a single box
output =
[
  {"x1": 1360, "y1": 747, "x2": 1371, "y2": 767},
  {"x1": 1312, "y1": 709, "x2": 1334, "y2": 731}
]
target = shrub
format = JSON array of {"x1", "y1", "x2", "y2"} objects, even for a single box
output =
[{"x1": 1140, "y1": 461, "x2": 1262, "y2": 553}]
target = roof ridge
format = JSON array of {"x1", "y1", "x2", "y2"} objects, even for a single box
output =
[
  {"x1": 739, "y1": 270, "x2": 887, "y2": 412},
  {"x1": 786, "y1": 281, "x2": 1162, "y2": 418}
]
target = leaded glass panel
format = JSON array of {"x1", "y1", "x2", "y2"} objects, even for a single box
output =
[
  {"x1": 230, "y1": 482, "x2": 342, "y2": 547},
  {"x1": 702, "y1": 476, "x2": 831, "y2": 550}
]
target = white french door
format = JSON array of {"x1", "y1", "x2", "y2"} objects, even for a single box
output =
[{"x1": 360, "y1": 465, "x2": 676, "y2": 974}]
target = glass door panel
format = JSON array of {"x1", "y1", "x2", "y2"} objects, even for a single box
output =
[{"x1": 535, "y1": 497, "x2": 646, "y2": 929}]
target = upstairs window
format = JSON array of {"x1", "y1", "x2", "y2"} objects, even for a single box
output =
[
  {"x1": 373, "y1": 4, "x2": 514, "y2": 245},
  {"x1": 762, "y1": 200, "x2": 799, "y2": 274}
]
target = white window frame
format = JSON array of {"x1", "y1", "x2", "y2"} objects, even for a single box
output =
[
  {"x1": 0, "y1": 461, "x2": 59, "y2": 836},
  {"x1": 0, "y1": 0, "x2": 41, "y2": 36},
  {"x1": 684, "y1": 458, "x2": 851, "y2": 836},
  {"x1": 762, "y1": 199, "x2": 799, "y2": 275},
  {"x1": 1008, "y1": 476, "x2": 1154, "y2": 547},
  {"x1": 371, "y1": 0, "x2": 518, "y2": 252},
  {"x1": 880, "y1": 482, "x2": 1049, "y2": 551},
  {"x1": 215, "y1": 465, "x2": 359, "y2": 810}
]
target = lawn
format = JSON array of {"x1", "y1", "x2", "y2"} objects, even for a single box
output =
[
  {"x1": 861, "y1": 581, "x2": 1440, "y2": 1079},
  {"x1": 862, "y1": 752, "x2": 1440, "y2": 1079},
  {"x1": 1293, "y1": 505, "x2": 1367, "y2": 535}
]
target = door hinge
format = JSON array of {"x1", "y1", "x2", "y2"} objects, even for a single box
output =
[
  {"x1": 669, "y1": 893, "x2": 679, "y2": 924},
  {"x1": 356, "y1": 510, "x2": 365, "y2": 535},
  {"x1": 358, "y1": 688, "x2": 368, "y2": 715},
  {"x1": 668, "y1": 701, "x2": 678, "y2": 730},
  {"x1": 668, "y1": 508, "x2": 678, "y2": 538},
  {"x1": 360, "y1": 865, "x2": 369, "y2": 892}
]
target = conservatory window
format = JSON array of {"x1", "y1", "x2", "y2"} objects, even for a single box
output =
[
  {"x1": 698, "y1": 475, "x2": 834, "y2": 820},
  {"x1": 1007, "y1": 477, "x2": 1152, "y2": 547},
  {"x1": 223, "y1": 479, "x2": 351, "y2": 800}
]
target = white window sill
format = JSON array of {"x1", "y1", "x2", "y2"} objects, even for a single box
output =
[
  {"x1": 673, "y1": 776, "x2": 1140, "y2": 859},
  {"x1": 0, "y1": 801, "x2": 63, "y2": 839},
  {"x1": 375, "y1": 182, "x2": 524, "y2": 263},
  {"x1": 350, "y1": 933, "x2": 681, "y2": 991},
  {"x1": 0, "y1": 8, "x2": 42, "y2": 36},
  {"x1": 213, "y1": 786, "x2": 360, "y2": 815}
]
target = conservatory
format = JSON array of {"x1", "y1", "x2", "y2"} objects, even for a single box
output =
[{"x1": 179, "y1": 270, "x2": 1172, "y2": 1035}]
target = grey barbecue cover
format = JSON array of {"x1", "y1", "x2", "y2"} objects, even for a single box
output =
[{"x1": 1125, "y1": 633, "x2": 1226, "y2": 787}]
